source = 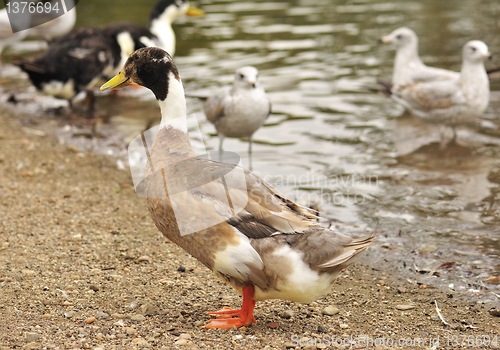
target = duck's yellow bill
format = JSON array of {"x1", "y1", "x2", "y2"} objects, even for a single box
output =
[
  {"x1": 187, "y1": 6, "x2": 204, "y2": 16},
  {"x1": 100, "y1": 71, "x2": 131, "y2": 91}
]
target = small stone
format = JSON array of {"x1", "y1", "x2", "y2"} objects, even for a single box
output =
[
  {"x1": 395, "y1": 304, "x2": 415, "y2": 311},
  {"x1": 177, "y1": 266, "x2": 186, "y2": 272},
  {"x1": 430, "y1": 315, "x2": 439, "y2": 321},
  {"x1": 42, "y1": 314, "x2": 51, "y2": 319},
  {"x1": 125, "y1": 327, "x2": 137, "y2": 335},
  {"x1": 111, "y1": 313, "x2": 129, "y2": 319},
  {"x1": 136, "y1": 256, "x2": 151, "y2": 263},
  {"x1": 63, "y1": 311, "x2": 74, "y2": 318},
  {"x1": 71, "y1": 275, "x2": 80, "y2": 280},
  {"x1": 284, "y1": 342, "x2": 296, "y2": 349},
  {"x1": 266, "y1": 321, "x2": 278, "y2": 329},
  {"x1": 175, "y1": 339, "x2": 188, "y2": 345},
  {"x1": 194, "y1": 320, "x2": 204, "y2": 327},
  {"x1": 317, "y1": 326, "x2": 327, "y2": 333},
  {"x1": 131, "y1": 338, "x2": 148, "y2": 345},
  {"x1": 2, "y1": 242, "x2": 10, "y2": 248},
  {"x1": 86, "y1": 317, "x2": 96, "y2": 324},
  {"x1": 140, "y1": 303, "x2": 156, "y2": 315},
  {"x1": 322, "y1": 306, "x2": 339, "y2": 316},
  {"x1": 131, "y1": 314, "x2": 146, "y2": 321},
  {"x1": 340, "y1": 323, "x2": 349, "y2": 329},
  {"x1": 96, "y1": 311, "x2": 109, "y2": 319},
  {"x1": 178, "y1": 333, "x2": 191, "y2": 340},
  {"x1": 280, "y1": 310, "x2": 294, "y2": 319},
  {"x1": 26, "y1": 332, "x2": 39, "y2": 343},
  {"x1": 397, "y1": 287, "x2": 407, "y2": 293},
  {"x1": 489, "y1": 309, "x2": 500, "y2": 317},
  {"x1": 89, "y1": 284, "x2": 99, "y2": 292}
]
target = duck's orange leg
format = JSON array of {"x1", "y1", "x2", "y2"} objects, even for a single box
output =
[{"x1": 204, "y1": 284, "x2": 256, "y2": 329}]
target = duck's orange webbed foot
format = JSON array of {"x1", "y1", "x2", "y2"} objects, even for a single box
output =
[{"x1": 204, "y1": 285, "x2": 256, "y2": 329}]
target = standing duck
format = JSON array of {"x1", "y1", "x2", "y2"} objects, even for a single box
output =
[
  {"x1": 204, "y1": 66, "x2": 271, "y2": 155},
  {"x1": 101, "y1": 47, "x2": 376, "y2": 329}
]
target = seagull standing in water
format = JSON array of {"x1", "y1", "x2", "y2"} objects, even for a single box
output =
[{"x1": 204, "y1": 66, "x2": 271, "y2": 155}]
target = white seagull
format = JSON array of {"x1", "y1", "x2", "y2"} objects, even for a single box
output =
[
  {"x1": 391, "y1": 40, "x2": 491, "y2": 138},
  {"x1": 204, "y1": 66, "x2": 271, "y2": 154},
  {"x1": 380, "y1": 27, "x2": 460, "y2": 86}
]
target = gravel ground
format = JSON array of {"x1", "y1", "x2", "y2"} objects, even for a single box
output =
[{"x1": 1, "y1": 105, "x2": 500, "y2": 350}]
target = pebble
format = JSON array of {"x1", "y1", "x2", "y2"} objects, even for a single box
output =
[
  {"x1": 175, "y1": 339, "x2": 188, "y2": 345},
  {"x1": 140, "y1": 303, "x2": 156, "y2": 315},
  {"x1": 178, "y1": 333, "x2": 191, "y2": 340},
  {"x1": 397, "y1": 287, "x2": 407, "y2": 293},
  {"x1": 111, "y1": 313, "x2": 129, "y2": 319},
  {"x1": 322, "y1": 306, "x2": 339, "y2": 316},
  {"x1": 86, "y1": 317, "x2": 96, "y2": 324},
  {"x1": 131, "y1": 314, "x2": 146, "y2": 321},
  {"x1": 1, "y1": 242, "x2": 9, "y2": 248},
  {"x1": 395, "y1": 304, "x2": 415, "y2": 310},
  {"x1": 317, "y1": 326, "x2": 327, "y2": 333},
  {"x1": 266, "y1": 322, "x2": 278, "y2": 329},
  {"x1": 280, "y1": 310, "x2": 294, "y2": 319},
  {"x1": 136, "y1": 256, "x2": 151, "y2": 263},
  {"x1": 124, "y1": 327, "x2": 137, "y2": 335},
  {"x1": 63, "y1": 311, "x2": 74, "y2": 318},
  {"x1": 96, "y1": 311, "x2": 109, "y2": 319},
  {"x1": 340, "y1": 323, "x2": 349, "y2": 329},
  {"x1": 131, "y1": 338, "x2": 148, "y2": 345},
  {"x1": 26, "y1": 332, "x2": 39, "y2": 343},
  {"x1": 430, "y1": 315, "x2": 439, "y2": 321},
  {"x1": 177, "y1": 266, "x2": 186, "y2": 272},
  {"x1": 284, "y1": 342, "x2": 296, "y2": 349},
  {"x1": 489, "y1": 309, "x2": 500, "y2": 317},
  {"x1": 194, "y1": 320, "x2": 204, "y2": 327},
  {"x1": 42, "y1": 314, "x2": 51, "y2": 319},
  {"x1": 89, "y1": 284, "x2": 99, "y2": 292}
]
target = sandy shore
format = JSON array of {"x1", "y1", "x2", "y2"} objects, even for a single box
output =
[{"x1": 1, "y1": 105, "x2": 499, "y2": 350}]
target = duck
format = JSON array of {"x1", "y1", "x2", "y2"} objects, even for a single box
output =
[
  {"x1": 391, "y1": 40, "x2": 491, "y2": 139},
  {"x1": 16, "y1": 27, "x2": 115, "y2": 102},
  {"x1": 204, "y1": 66, "x2": 271, "y2": 155},
  {"x1": 26, "y1": 0, "x2": 76, "y2": 41},
  {"x1": 380, "y1": 27, "x2": 460, "y2": 87},
  {"x1": 17, "y1": 0, "x2": 203, "y2": 103},
  {"x1": 100, "y1": 47, "x2": 376, "y2": 329}
]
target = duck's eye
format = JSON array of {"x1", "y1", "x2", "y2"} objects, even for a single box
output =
[
  {"x1": 470, "y1": 47, "x2": 476, "y2": 52},
  {"x1": 239, "y1": 74, "x2": 245, "y2": 79}
]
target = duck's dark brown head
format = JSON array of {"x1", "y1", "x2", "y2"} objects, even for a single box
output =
[{"x1": 101, "y1": 47, "x2": 180, "y2": 101}]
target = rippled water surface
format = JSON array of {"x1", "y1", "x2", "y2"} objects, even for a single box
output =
[{"x1": 2, "y1": 0, "x2": 500, "y2": 292}]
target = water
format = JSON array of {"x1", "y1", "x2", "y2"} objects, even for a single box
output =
[{"x1": 2, "y1": 0, "x2": 500, "y2": 294}]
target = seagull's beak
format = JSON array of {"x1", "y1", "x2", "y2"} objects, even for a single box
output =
[
  {"x1": 485, "y1": 52, "x2": 493, "y2": 60},
  {"x1": 248, "y1": 81, "x2": 256, "y2": 88},
  {"x1": 186, "y1": 6, "x2": 204, "y2": 16},
  {"x1": 379, "y1": 36, "x2": 391, "y2": 44},
  {"x1": 100, "y1": 71, "x2": 131, "y2": 91}
]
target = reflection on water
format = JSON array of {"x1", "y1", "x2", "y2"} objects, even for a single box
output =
[{"x1": 2, "y1": 0, "x2": 500, "y2": 291}]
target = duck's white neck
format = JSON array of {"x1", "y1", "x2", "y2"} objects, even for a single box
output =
[
  {"x1": 149, "y1": 7, "x2": 177, "y2": 56},
  {"x1": 393, "y1": 42, "x2": 422, "y2": 85},
  {"x1": 158, "y1": 72, "x2": 187, "y2": 130}
]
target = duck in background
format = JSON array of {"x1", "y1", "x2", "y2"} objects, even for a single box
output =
[
  {"x1": 204, "y1": 66, "x2": 271, "y2": 156},
  {"x1": 100, "y1": 47, "x2": 376, "y2": 329},
  {"x1": 16, "y1": 0, "x2": 203, "y2": 106},
  {"x1": 391, "y1": 40, "x2": 491, "y2": 143}
]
